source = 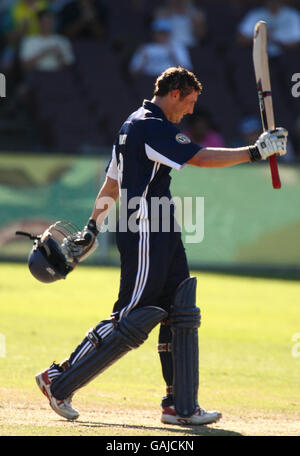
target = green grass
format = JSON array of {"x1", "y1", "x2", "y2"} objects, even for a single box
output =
[{"x1": 0, "y1": 263, "x2": 299, "y2": 436}]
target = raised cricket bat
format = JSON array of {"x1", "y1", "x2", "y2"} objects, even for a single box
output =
[{"x1": 253, "y1": 20, "x2": 281, "y2": 189}]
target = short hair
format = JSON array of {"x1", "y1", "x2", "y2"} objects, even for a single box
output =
[{"x1": 154, "y1": 67, "x2": 203, "y2": 99}]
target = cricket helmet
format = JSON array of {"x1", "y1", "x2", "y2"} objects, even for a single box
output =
[{"x1": 16, "y1": 220, "x2": 79, "y2": 283}]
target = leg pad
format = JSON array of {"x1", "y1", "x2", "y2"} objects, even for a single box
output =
[
  {"x1": 170, "y1": 277, "x2": 201, "y2": 417},
  {"x1": 51, "y1": 306, "x2": 167, "y2": 400}
]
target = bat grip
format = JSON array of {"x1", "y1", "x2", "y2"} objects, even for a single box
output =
[{"x1": 269, "y1": 154, "x2": 281, "y2": 189}]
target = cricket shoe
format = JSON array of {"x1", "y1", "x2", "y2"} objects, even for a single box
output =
[
  {"x1": 161, "y1": 405, "x2": 222, "y2": 426},
  {"x1": 35, "y1": 367, "x2": 79, "y2": 420}
]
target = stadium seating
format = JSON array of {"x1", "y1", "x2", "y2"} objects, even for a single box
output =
[
  {"x1": 1, "y1": 0, "x2": 298, "y2": 157},
  {"x1": 72, "y1": 40, "x2": 138, "y2": 143},
  {"x1": 28, "y1": 68, "x2": 108, "y2": 152}
]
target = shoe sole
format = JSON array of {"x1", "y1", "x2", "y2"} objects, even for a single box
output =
[
  {"x1": 35, "y1": 373, "x2": 79, "y2": 421},
  {"x1": 161, "y1": 412, "x2": 222, "y2": 426}
]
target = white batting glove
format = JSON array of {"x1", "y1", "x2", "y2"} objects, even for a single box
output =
[
  {"x1": 61, "y1": 219, "x2": 99, "y2": 263},
  {"x1": 252, "y1": 127, "x2": 288, "y2": 161}
]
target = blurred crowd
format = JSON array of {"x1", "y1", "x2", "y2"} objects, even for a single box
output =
[{"x1": 0, "y1": 0, "x2": 300, "y2": 160}]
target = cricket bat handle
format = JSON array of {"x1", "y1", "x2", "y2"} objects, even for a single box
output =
[
  {"x1": 269, "y1": 154, "x2": 281, "y2": 189},
  {"x1": 264, "y1": 119, "x2": 281, "y2": 189},
  {"x1": 263, "y1": 112, "x2": 281, "y2": 189}
]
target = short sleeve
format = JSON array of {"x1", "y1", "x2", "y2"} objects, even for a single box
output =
[
  {"x1": 129, "y1": 46, "x2": 145, "y2": 73},
  {"x1": 143, "y1": 118, "x2": 200, "y2": 170},
  {"x1": 58, "y1": 37, "x2": 75, "y2": 64},
  {"x1": 19, "y1": 37, "x2": 38, "y2": 61},
  {"x1": 106, "y1": 146, "x2": 118, "y2": 180}
]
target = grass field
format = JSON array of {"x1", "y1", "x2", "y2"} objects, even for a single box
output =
[{"x1": 0, "y1": 263, "x2": 299, "y2": 437}]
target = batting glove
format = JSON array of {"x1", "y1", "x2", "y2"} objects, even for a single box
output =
[
  {"x1": 74, "y1": 219, "x2": 99, "y2": 247},
  {"x1": 249, "y1": 127, "x2": 288, "y2": 161},
  {"x1": 62, "y1": 219, "x2": 99, "y2": 263}
]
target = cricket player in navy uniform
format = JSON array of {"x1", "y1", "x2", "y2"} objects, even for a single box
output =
[{"x1": 35, "y1": 67, "x2": 287, "y2": 424}]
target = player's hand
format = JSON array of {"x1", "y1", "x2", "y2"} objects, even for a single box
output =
[
  {"x1": 62, "y1": 219, "x2": 99, "y2": 263},
  {"x1": 255, "y1": 127, "x2": 288, "y2": 160},
  {"x1": 74, "y1": 219, "x2": 99, "y2": 248}
]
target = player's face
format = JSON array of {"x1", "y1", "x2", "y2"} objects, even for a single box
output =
[{"x1": 170, "y1": 90, "x2": 199, "y2": 123}]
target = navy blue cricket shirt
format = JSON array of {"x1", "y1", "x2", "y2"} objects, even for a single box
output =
[{"x1": 106, "y1": 100, "x2": 201, "y2": 220}]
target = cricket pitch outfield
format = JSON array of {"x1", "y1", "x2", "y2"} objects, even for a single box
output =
[{"x1": 0, "y1": 263, "x2": 299, "y2": 436}]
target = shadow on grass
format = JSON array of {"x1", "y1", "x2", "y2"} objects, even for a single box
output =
[{"x1": 72, "y1": 420, "x2": 243, "y2": 436}]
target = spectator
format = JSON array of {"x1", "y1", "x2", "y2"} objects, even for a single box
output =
[
  {"x1": 237, "y1": 0, "x2": 300, "y2": 57},
  {"x1": 1, "y1": 0, "x2": 49, "y2": 73},
  {"x1": 4, "y1": 0, "x2": 50, "y2": 38},
  {"x1": 153, "y1": 0, "x2": 207, "y2": 48},
  {"x1": 58, "y1": 0, "x2": 108, "y2": 40},
  {"x1": 184, "y1": 108, "x2": 226, "y2": 148},
  {"x1": 129, "y1": 18, "x2": 192, "y2": 77},
  {"x1": 20, "y1": 9, "x2": 75, "y2": 72}
]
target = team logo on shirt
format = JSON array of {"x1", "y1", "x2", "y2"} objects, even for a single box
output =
[{"x1": 175, "y1": 133, "x2": 191, "y2": 144}]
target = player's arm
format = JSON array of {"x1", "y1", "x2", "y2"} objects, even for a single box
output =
[
  {"x1": 78, "y1": 175, "x2": 119, "y2": 244},
  {"x1": 187, "y1": 128, "x2": 288, "y2": 168},
  {"x1": 63, "y1": 176, "x2": 119, "y2": 262},
  {"x1": 187, "y1": 146, "x2": 250, "y2": 168},
  {"x1": 90, "y1": 175, "x2": 119, "y2": 228}
]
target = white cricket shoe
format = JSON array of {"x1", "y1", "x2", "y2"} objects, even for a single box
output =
[
  {"x1": 161, "y1": 405, "x2": 222, "y2": 425},
  {"x1": 35, "y1": 368, "x2": 79, "y2": 420}
]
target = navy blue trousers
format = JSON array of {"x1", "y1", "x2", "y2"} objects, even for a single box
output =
[
  {"x1": 113, "y1": 218, "x2": 190, "y2": 317},
  {"x1": 113, "y1": 217, "x2": 189, "y2": 405}
]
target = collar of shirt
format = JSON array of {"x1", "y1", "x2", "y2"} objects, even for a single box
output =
[{"x1": 143, "y1": 99, "x2": 167, "y2": 121}]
